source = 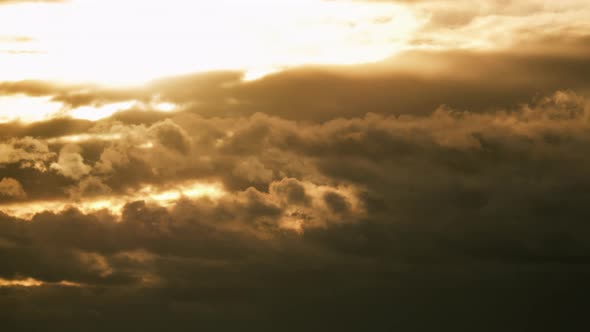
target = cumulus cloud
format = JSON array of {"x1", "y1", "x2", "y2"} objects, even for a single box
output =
[
  {"x1": 0, "y1": 137, "x2": 55, "y2": 170},
  {"x1": 50, "y1": 144, "x2": 91, "y2": 180},
  {"x1": 233, "y1": 157, "x2": 274, "y2": 184},
  {"x1": 0, "y1": 88, "x2": 588, "y2": 330},
  {"x1": 67, "y1": 176, "x2": 112, "y2": 199},
  {"x1": 148, "y1": 119, "x2": 192, "y2": 154},
  {"x1": 0, "y1": 177, "x2": 26, "y2": 199}
]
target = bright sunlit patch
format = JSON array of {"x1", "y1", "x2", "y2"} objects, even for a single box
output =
[
  {"x1": 58, "y1": 281, "x2": 84, "y2": 287},
  {"x1": 0, "y1": 278, "x2": 83, "y2": 288},
  {"x1": 66, "y1": 100, "x2": 179, "y2": 121},
  {"x1": 0, "y1": 94, "x2": 138, "y2": 124},
  {"x1": 279, "y1": 217, "x2": 305, "y2": 235},
  {"x1": 154, "y1": 102, "x2": 177, "y2": 112},
  {"x1": 0, "y1": 0, "x2": 419, "y2": 85},
  {"x1": 69, "y1": 101, "x2": 135, "y2": 121},
  {"x1": 47, "y1": 133, "x2": 123, "y2": 144},
  {"x1": 0, "y1": 180, "x2": 226, "y2": 220},
  {"x1": 243, "y1": 67, "x2": 280, "y2": 82},
  {"x1": 0, "y1": 94, "x2": 181, "y2": 124},
  {"x1": 138, "y1": 142, "x2": 155, "y2": 150},
  {"x1": 138, "y1": 182, "x2": 225, "y2": 205},
  {"x1": 0, "y1": 278, "x2": 43, "y2": 287},
  {"x1": 0, "y1": 95, "x2": 63, "y2": 123}
]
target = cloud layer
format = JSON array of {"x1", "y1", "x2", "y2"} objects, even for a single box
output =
[
  {"x1": 1, "y1": 86, "x2": 590, "y2": 329},
  {"x1": 1, "y1": 1, "x2": 590, "y2": 330}
]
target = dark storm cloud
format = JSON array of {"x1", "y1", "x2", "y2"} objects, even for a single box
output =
[
  {"x1": 0, "y1": 180, "x2": 364, "y2": 284},
  {"x1": 1, "y1": 87, "x2": 590, "y2": 330}
]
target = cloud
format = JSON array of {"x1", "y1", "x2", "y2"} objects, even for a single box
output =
[
  {"x1": 0, "y1": 178, "x2": 26, "y2": 199},
  {"x1": 0, "y1": 136, "x2": 55, "y2": 170},
  {"x1": 50, "y1": 144, "x2": 91, "y2": 180},
  {"x1": 2, "y1": 90, "x2": 590, "y2": 250},
  {"x1": 233, "y1": 157, "x2": 274, "y2": 185},
  {"x1": 147, "y1": 119, "x2": 192, "y2": 154},
  {"x1": 270, "y1": 178, "x2": 311, "y2": 206},
  {"x1": 1, "y1": 109, "x2": 590, "y2": 329},
  {"x1": 1, "y1": 37, "x2": 590, "y2": 126},
  {"x1": 361, "y1": 0, "x2": 590, "y2": 31},
  {"x1": 0, "y1": 34, "x2": 589, "y2": 330},
  {"x1": 67, "y1": 176, "x2": 111, "y2": 199}
]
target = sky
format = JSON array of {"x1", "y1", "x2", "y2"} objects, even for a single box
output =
[{"x1": 1, "y1": 0, "x2": 590, "y2": 330}]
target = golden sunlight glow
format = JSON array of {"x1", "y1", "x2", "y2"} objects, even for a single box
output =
[
  {"x1": 138, "y1": 182, "x2": 225, "y2": 205},
  {"x1": 0, "y1": 95, "x2": 180, "y2": 124},
  {"x1": 0, "y1": 181, "x2": 225, "y2": 220},
  {"x1": 0, "y1": 95, "x2": 63, "y2": 123},
  {"x1": 0, "y1": 278, "x2": 83, "y2": 288},
  {"x1": 0, "y1": 278, "x2": 44, "y2": 287},
  {"x1": 0, "y1": 0, "x2": 419, "y2": 85},
  {"x1": 69, "y1": 101, "x2": 136, "y2": 121},
  {"x1": 70, "y1": 100, "x2": 178, "y2": 121},
  {"x1": 47, "y1": 133, "x2": 124, "y2": 144}
]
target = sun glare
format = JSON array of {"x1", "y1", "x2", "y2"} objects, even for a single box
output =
[
  {"x1": 0, "y1": 95, "x2": 180, "y2": 124},
  {"x1": 69, "y1": 101, "x2": 136, "y2": 121},
  {"x1": 0, "y1": 0, "x2": 418, "y2": 85},
  {"x1": 0, "y1": 95, "x2": 63, "y2": 123}
]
